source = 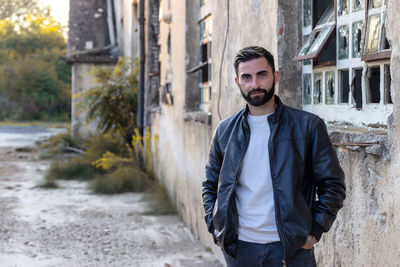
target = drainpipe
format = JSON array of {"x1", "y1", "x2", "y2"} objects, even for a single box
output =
[
  {"x1": 138, "y1": 0, "x2": 145, "y2": 137},
  {"x1": 107, "y1": 0, "x2": 116, "y2": 46}
]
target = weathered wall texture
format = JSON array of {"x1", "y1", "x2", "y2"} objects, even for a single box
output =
[
  {"x1": 149, "y1": 0, "x2": 280, "y2": 260},
  {"x1": 71, "y1": 63, "x2": 107, "y2": 137},
  {"x1": 211, "y1": 0, "x2": 279, "y2": 129},
  {"x1": 150, "y1": 0, "x2": 216, "y2": 256},
  {"x1": 127, "y1": 0, "x2": 400, "y2": 266},
  {"x1": 312, "y1": 1, "x2": 400, "y2": 265}
]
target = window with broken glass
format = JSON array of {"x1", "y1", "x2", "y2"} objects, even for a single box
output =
[
  {"x1": 296, "y1": 0, "x2": 392, "y2": 125},
  {"x1": 186, "y1": 2, "x2": 212, "y2": 112}
]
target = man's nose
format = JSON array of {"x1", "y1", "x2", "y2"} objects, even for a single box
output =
[{"x1": 250, "y1": 76, "x2": 259, "y2": 88}]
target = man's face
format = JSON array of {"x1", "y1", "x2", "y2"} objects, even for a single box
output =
[{"x1": 235, "y1": 57, "x2": 279, "y2": 107}]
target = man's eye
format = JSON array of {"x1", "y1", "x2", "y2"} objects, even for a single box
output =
[
  {"x1": 258, "y1": 73, "x2": 267, "y2": 78},
  {"x1": 242, "y1": 76, "x2": 251, "y2": 81}
]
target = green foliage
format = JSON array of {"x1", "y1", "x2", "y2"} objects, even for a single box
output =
[
  {"x1": 75, "y1": 58, "x2": 138, "y2": 144},
  {"x1": 0, "y1": 0, "x2": 70, "y2": 121}
]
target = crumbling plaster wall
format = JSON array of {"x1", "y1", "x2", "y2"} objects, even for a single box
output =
[
  {"x1": 149, "y1": 0, "x2": 216, "y2": 257},
  {"x1": 312, "y1": 1, "x2": 400, "y2": 265},
  {"x1": 210, "y1": 0, "x2": 279, "y2": 129},
  {"x1": 149, "y1": 0, "x2": 400, "y2": 265},
  {"x1": 71, "y1": 63, "x2": 113, "y2": 138}
]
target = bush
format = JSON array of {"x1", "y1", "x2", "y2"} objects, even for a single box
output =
[
  {"x1": 91, "y1": 165, "x2": 152, "y2": 194},
  {"x1": 45, "y1": 159, "x2": 104, "y2": 181}
]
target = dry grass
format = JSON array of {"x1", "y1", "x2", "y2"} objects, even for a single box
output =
[{"x1": 91, "y1": 165, "x2": 152, "y2": 194}]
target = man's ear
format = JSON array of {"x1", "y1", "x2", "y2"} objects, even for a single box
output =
[
  {"x1": 274, "y1": 71, "x2": 280, "y2": 85},
  {"x1": 235, "y1": 76, "x2": 240, "y2": 88}
]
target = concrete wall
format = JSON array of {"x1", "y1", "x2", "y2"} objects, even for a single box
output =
[
  {"x1": 311, "y1": 1, "x2": 400, "y2": 266},
  {"x1": 210, "y1": 0, "x2": 279, "y2": 129},
  {"x1": 71, "y1": 64, "x2": 102, "y2": 137},
  {"x1": 142, "y1": 0, "x2": 400, "y2": 265}
]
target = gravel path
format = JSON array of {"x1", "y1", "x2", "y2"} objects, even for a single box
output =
[{"x1": 0, "y1": 127, "x2": 223, "y2": 267}]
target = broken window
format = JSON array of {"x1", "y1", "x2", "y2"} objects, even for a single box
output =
[
  {"x1": 199, "y1": 16, "x2": 212, "y2": 104},
  {"x1": 303, "y1": 73, "x2": 312, "y2": 105},
  {"x1": 353, "y1": 69, "x2": 363, "y2": 109},
  {"x1": 367, "y1": 66, "x2": 381, "y2": 103},
  {"x1": 339, "y1": 69, "x2": 349, "y2": 103},
  {"x1": 294, "y1": 3, "x2": 335, "y2": 61},
  {"x1": 369, "y1": 0, "x2": 382, "y2": 9},
  {"x1": 200, "y1": 0, "x2": 209, "y2": 7},
  {"x1": 303, "y1": 0, "x2": 312, "y2": 27},
  {"x1": 362, "y1": 0, "x2": 391, "y2": 61},
  {"x1": 338, "y1": 25, "x2": 349, "y2": 59},
  {"x1": 325, "y1": 71, "x2": 335, "y2": 104},
  {"x1": 364, "y1": 14, "x2": 381, "y2": 54},
  {"x1": 314, "y1": 73, "x2": 322, "y2": 104},
  {"x1": 297, "y1": 0, "x2": 392, "y2": 122},
  {"x1": 353, "y1": 0, "x2": 364, "y2": 11},
  {"x1": 384, "y1": 64, "x2": 392, "y2": 104},
  {"x1": 352, "y1": 20, "x2": 363, "y2": 58},
  {"x1": 338, "y1": 0, "x2": 349, "y2": 16}
]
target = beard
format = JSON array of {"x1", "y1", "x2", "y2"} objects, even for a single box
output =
[{"x1": 240, "y1": 82, "x2": 275, "y2": 107}]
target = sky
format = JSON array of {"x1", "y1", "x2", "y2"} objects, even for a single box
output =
[{"x1": 39, "y1": 0, "x2": 69, "y2": 27}]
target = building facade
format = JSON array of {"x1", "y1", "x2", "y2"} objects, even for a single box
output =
[{"x1": 69, "y1": 0, "x2": 400, "y2": 265}]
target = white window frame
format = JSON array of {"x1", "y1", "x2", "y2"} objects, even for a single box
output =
[{"x1": 300, "y1": 0, "x2": 392, "y2": 126}]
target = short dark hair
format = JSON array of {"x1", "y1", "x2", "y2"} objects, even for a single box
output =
[{"x1": 233, "y1": 46, "x2": 276, "y2": 75}]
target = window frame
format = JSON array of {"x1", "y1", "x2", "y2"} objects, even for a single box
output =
[
  {"x1": 299, "y1": 0, "x2": 393, "y2": 126},
  {"x1": 361, "y1": 0, "x2": 391, "y2": 61}
]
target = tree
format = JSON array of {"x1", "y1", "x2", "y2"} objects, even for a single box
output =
[{"x1": 0, "y1": 0, "x2": 70, "y2": 121}]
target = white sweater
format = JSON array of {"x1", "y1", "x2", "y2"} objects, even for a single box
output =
[{"x1": 235, "y1": 113, "x2": 280, "y2": 244}]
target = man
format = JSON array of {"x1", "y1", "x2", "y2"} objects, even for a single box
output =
[{"x1": 202, "y1": 46, "x2": 346, "y2": 267}]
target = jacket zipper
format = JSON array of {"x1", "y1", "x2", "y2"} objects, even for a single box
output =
[{"x1": 268, "y1": 120, "x2": 289, "y2": 266}]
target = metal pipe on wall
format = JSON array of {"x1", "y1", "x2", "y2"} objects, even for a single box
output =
[{"x1": 138, "y1": 0, "x2": 145, "y2": 137}]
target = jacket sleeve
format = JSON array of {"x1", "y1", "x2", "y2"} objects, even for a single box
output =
[
  {"x1": 202, "y1": 126, "x2": 223, "y2": 237},
  {"x1": 310, "y1": 117, "x2": 346, "y2": 240}
]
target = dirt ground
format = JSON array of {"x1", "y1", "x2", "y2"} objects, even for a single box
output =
[{"x1": 0, "y1": 127, "x2": 223, "y2": 267}]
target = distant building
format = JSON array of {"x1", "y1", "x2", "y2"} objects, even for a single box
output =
[{"x1": 68, "y1": 0, "x2": 400, "y2": 265}]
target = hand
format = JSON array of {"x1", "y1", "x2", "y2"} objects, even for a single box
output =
[{"x1": 301, "y1": 235, "x2": 317, "y2": 250}]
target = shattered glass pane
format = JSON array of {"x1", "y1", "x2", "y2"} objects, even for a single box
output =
[
  {"x1": 353, "y1": 0, "x2": 364, "y2": 11},
  {"x1": 308, "y1": 25, "x2": 334, "y2": 55},
  {"x1": 302, "y1": 35, "x2": 311, "y2": 65},
  {"x1": 303, "y1": 0, "x2": 312, "y2": 27},
  {"x1": 339, "y1": 70, "x2": 349, "y2": 103},
  {"x1": 325, "y1": 71, "x2": 335, "y2": 104},
  {"x1": 317, "y1": 3, "x2": 335, "y2": 25},
  {"x1": 384, "y1": 64, "x2": 392, "y2": 104},
  {"x1": 313, "y1": 73, "x2": 322, "y2": 104},
  {"x1": 303, "y1": 73, "x2": 312, "y2": 105},
  {"x1": 338, "y1": 25, "x2": 349, "y2": 59},
  {"x1": 352, "y1": 20, "x2": 364, "y2": 57},
  {"x1": 367, "y1": 67, "x2": 380, "y2": 103},
  {"x1": 200, "y1": 17, "x2": 212, "y2": 40},
  {"x1": 365, "y1": 14, "x2": 381, "y2": 54},
  {"x1": 338, "y1": 0, "x2": 349, "y2": 16},
  {"x1": 200, "y1": 0, "x2": 209, "y2": 7},
  {"x1": 369, "y1": 0, "x2": 382, "y2": 8},
  {"x1": 298, "y1": 33, "x2": 316, "y2": 56}
]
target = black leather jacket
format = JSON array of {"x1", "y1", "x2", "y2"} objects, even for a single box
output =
[{"x1": 202, "y1": 96, "x2": 345, "y2": 260}]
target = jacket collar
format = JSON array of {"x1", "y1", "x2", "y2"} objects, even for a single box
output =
[{"x1": 242, "y1": 95, "x2": 285, "y2": 124}]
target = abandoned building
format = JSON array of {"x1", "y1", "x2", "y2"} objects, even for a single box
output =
[{"x1": 68, "y1": 0, "x2": 400, "y2": 265}]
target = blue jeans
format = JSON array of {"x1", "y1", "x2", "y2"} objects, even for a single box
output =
[{"x1": 222, "y1": 240, "x2": 317, "y2": 267}]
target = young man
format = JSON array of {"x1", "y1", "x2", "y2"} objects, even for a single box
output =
[{"x1": 202, "y1": 46, "x2": 346, "y2": 267}]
